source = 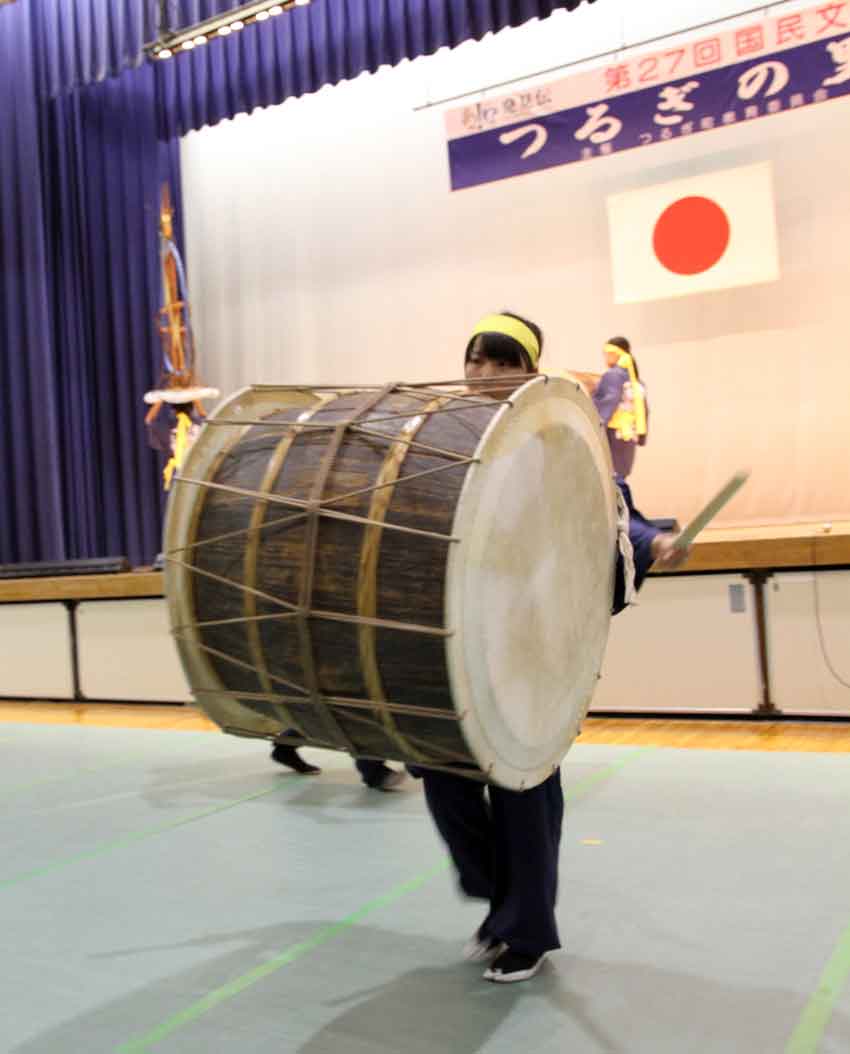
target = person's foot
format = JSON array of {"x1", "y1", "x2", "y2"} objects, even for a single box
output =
[
  {"x1": 270, "y1": 744, "x2": 321, "y2": 775},
  {"x1": 483, "y1": 948, "x2": 547, "y2": 983},
  {"x1": 377, "y1": 767, "x2": 406, "y2": 791},
  {"x1": 362, "y1": 764, "x2": 406, "y2": 791},
  {"x1": 463, "y1": 927, "x2": 505, "y2": 963}
]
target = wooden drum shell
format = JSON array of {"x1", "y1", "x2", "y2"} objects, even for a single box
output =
[{"x1": 164, "y1": 378, "x2": 617, "y2": 789}]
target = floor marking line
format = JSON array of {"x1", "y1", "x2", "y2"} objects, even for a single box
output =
[
  {"x1": 0, "y1": 753, "x2": 151, "y2": 800},
  {"x1": 563, "y1": 749, "x2": 648, "y2": 803},
  {"x1": 116, "y1": 749, "x2": 649, "y2": 1052},
  {"x1": 115, "y1": 863, "x2": 451, "y2": 1054},
  {"x1": 0, "y1": 777, "x2": 296, "y2": 890},
  {"x1": 784, "y1": 916, "x2": 850, "y2": 1054}
]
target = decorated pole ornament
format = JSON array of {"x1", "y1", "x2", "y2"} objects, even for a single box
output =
[{"x1": 144, "y1": 184, "x2": 219, "y2": 490}]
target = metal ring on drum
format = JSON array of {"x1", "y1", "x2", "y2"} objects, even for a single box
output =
[{"x1": 163, "y1": 376, "x2": 617, "y2": 789}]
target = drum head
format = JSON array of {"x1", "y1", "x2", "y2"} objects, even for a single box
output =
[{"x1": 445, "y1": 376, "x2": 616, "y2": 789}]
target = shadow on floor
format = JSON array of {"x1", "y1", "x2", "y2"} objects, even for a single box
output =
[{"x1": 11, "y1": 917, "x2": 848, "y2": 1054}]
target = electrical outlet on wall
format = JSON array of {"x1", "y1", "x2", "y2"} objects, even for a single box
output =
[{"x1": 728, "y1": 583, "x2": 746, "y2": 613}]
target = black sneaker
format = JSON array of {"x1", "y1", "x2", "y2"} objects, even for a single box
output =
[
  {"x1": 361, "y1": 763, "x2": 405, "y2": 790},
  {"x1": 270, "y1": 744, "x2": 321, "y2": 775},
  {"x1": 483, "y1": 948, "x2": 547, "y2": 983}
]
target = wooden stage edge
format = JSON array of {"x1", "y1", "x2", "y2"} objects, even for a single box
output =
[
  {"x1": 669, "y1": 519, "x2": 850, "y2": 574},
  {"x1": 3, "y1": 702, "x2": 850, "y2": 753},
  {"x1": 0, "y1": 522, "x2": 848, "y2": 603}
]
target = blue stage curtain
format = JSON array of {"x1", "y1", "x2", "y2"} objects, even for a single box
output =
[
  {"x1": 28, "y1": 0, "x2": 158, "y2": 98},
  {"x1": 40, "y1": 66, "x2": 180, "y2": 565},
  {"x1": 8, "y1": 0, "x2": 594, "y2": 107},
  {"x1": 0, "y1": 0, "x2": 179, "y2": 564},
  {"x1": 0, "y1": 3, "x2": 66, "y2": 563},
  {"x1": 167, "y1": 1, "x2": 248, "y2": 25},
  {"x1": 156, "y1": 0, "x2": 596, "y2": 137},
  {"x1": 1, "y1": 0, "x2": 593, "y2": 565}
]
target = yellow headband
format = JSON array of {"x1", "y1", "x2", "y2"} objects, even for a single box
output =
[
  {"x1": 605, "y1": 346, "x2": 647, "y2": 439},
  {"x1": 470, "y1": 314, "x2": 540, "y2": 369},
  {"x1": 605, "y1": 344, "x2": 634, "y2": 373}
]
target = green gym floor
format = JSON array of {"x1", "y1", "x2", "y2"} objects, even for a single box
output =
[{"x1": 1, "y1": 719, "x2": 849, "y2": 1053}]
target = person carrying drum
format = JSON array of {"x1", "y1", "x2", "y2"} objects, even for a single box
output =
[{"x1": 417, "y1": 312, "x2": 687, "y2": 983}]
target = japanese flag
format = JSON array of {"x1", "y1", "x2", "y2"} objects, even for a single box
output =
[{"x1": 606, "y1": 162, "x2": 780, "y2": 304}]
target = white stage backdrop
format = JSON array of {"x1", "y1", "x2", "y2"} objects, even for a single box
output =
[{"x1": 180, "y1": 1, "x2": 850, "y2": 526}]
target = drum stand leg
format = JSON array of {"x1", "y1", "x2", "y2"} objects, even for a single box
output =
[{"x1": 745, "y1": 571, "x2": 779, "y2": 716}]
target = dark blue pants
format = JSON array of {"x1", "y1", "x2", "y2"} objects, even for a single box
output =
[{"x1": 421, "y1": 769, "x2": 564, "y2": 956}]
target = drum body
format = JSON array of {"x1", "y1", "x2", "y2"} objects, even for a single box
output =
[{"x1": 164, "y1": 376, "x2": 617, "y2": 789}]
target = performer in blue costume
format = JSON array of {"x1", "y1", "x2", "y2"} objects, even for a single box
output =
[
  {"x1": 418, "y1": 312, "x2": 687, "y2": 983},
  {"x1": 591, "y1": 335, "x2": 649, "y2": 479}
]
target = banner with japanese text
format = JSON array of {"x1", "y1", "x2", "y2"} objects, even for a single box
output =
[{"x1": 445, "y1": 2, "x2": 850, "y2": 191}]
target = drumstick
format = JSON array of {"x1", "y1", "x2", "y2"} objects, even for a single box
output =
[{"x1": 674, "y1": 470, "x2": 751, "y2": 549}]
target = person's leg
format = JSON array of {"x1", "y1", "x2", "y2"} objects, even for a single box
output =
[
  {"x1": 421, "y1": 770, "x2": 508, "y2": 961},
  {"x1": 482, "y1": 770, "x2": 564, "y2": 981},
  {"x1": 355, "y1": 759, "x2": 405, "y2": 790},
  {"x1": 270, "y1": 733, "x2": 321, "y2": 775},
  {"x1": 421, "y1": 770, "x2": 494, "y2": 901}
]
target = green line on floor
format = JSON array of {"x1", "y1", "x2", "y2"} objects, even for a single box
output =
[
  {"x1": 563, "y1": 749, "x2": 648, "y2": 803},
  {"x1": 116, "y1": 860, "x2": 452, "y2": 1054},
  {"x1": 117, "y1": 748, "x2": 649, "y2": 1052},
  {"x1": 0, "y1": 753, "x2": 150, "y2": 800},
  {"x1": 0, "y1": 777, "x2": 296, "y2": 889},
  {"x1": 785, "y1": 916, "x2": 850, "y2": 1054}
]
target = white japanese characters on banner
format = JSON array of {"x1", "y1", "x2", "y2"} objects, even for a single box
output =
[{"x1": 445, "y1": 2, "x2": 850, "y2": 191}]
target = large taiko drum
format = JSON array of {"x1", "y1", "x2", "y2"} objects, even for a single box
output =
[{"x1": 164, "y1": 376, "x2": 617, "y2": 789}]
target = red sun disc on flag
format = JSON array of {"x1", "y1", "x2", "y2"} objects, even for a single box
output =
[{"x1": 652, "y1": 195, "x2": 731, "y2": 275}]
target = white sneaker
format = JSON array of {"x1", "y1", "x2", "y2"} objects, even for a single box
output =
[
  {"x1": 378, "y1": 768, "x2": 406, "y2": 791},
  {"x1": 463, "y1": 929, "x2": 505, "y2": 963},
  {"x1": 484, "y1": 949, "x2": 547, "y2": 983}
]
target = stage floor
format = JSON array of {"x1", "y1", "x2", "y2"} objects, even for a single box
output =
[{"x1": 2, "y1": 720, "x2": 849, "y2": 1053}]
